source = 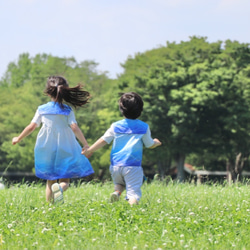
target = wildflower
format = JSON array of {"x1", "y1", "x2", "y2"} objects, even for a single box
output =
[
  {"x1": 7, "y1": 224, "x2": 12, "y2": 229},
  {"x1": 189, "y1": 212, "x2": 195, "y2": 216},
  {"x1": 180, "y1": 234, "x2": 184, "y2": 238}
]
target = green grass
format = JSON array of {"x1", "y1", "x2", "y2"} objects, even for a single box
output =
[{"x1": 0, "y1": 180, "x2": 249, "y2": 249}]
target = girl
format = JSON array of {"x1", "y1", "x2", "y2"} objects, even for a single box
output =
[{"x1": 12, "y1": 76, "x2": 94, "y2": 204}]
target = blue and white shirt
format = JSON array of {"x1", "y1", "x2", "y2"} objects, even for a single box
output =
[{"x1": 102, "y1": 119, "x2": 155, "y2": 167}]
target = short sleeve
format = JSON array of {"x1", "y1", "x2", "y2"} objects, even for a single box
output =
[
  {"x1": 101, "y1": 124, "x2": 115, "y2": 144},
  {"x1": 67, "y1": 110, "x2": 77, "y2": 125},
  {"x1": 142, "y1": 127, "x2": 155, "y2": 148},
  {"x1": 31, "y1": 110, "x2": 42, "y2": 127}
]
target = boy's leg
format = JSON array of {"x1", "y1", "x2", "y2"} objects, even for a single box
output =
[
  {"x1": 110, "y1": 166, "x2": 125, "y2": 202},
  {"x1": 122, "y1": 166, "x2": 143, "y2": 205},
  {"x1": 46, "y1": 180, "x2": 57, "y2": 202}
]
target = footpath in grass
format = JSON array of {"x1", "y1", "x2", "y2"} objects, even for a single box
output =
[{"x1": 0, "y1": 181, "x2": 249, "y2": 249}]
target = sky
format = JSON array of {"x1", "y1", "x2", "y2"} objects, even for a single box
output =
[{"x1": 0, "y1": 0, "x2": 249, "y2": 79}]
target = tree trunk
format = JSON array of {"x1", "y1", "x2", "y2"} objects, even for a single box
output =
[
  {"x1": 176, "y1": 153, "x2": 185, "y2": 182},
  {"x1": 227, "y1": 153, "x2": 248, "y2": 183},
  {"x1": 157, "y1": 158, "x2": 171, "y2": 180}
]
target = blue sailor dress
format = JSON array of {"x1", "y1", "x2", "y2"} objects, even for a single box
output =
[{"x1": 31, "y1": 101, "x2": 94, "y2": 180}]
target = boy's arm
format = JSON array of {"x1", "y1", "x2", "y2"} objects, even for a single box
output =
[
  {"x1": 82, "y1": 138, "x2": 108, "y2": 157},
  {"x1": 149, "y1": 138, "x2": 162, "y2": 149},
  {"x1": 12, "y1": 122, "x2": 37, "y2": 145}
]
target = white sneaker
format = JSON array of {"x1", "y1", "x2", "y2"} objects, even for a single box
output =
[
  {"x1": 110, "y1": 191, "x2": 120, "y2": 203},
  {"x1": 52, "y1": 183, "x2": 64, "y2": 205}
]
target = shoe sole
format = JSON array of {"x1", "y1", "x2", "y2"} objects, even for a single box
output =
[
  {"x1": 52, "y1": 183, "x2": 64, "y2": 204},
  {"x1": 110, "y1": 193, "x2": 119, "y2": 203}
]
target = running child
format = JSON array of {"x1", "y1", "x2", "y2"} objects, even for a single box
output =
[
  {"x1": 12, "y1": 76, "x2": 94, "y2": 204},
  {"x1": 83, "y1": 92, "x2": 161, "y2": 205}
]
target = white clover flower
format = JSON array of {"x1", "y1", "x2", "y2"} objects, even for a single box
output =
[
  {"x1": 180, "y1": 234, "x2": 184, "y2": 238},
  {"x1": 139, "y1": 231, "x2": 143, "y2": 235},
  {"x1": 236, "y1": 221, "x2": 240, "y2": 224},
  {"x1": 59, "y1": 222, "x2": 63, "y2": 226},
  {"x1": 189, "y1": 212, "x2": 195, "y2": 216},
  {"x1": 7, "y1": 224, "x2": 12, "y2": 228},
  {"x1": 92, "y1": 239, "x2": 96, "y2": 242}
]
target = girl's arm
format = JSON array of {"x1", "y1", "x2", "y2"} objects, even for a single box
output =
[
  {"x1": 12, "y1": 122, "x2": 37, "y2": 145},
  {"x1": 82, "y1": 138, "x2": 107, "y2": 157},
  {"x1": 70, "y1": 123, "x2": 89, "y2": 148}
]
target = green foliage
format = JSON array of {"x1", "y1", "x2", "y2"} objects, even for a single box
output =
[
  {"x1": 118, "y1": 36, "x2": 250, "y2": 178},
  {"x1": 1, "y1": 37, "x2": 250, "y2": 179},
  {"x1": 0, "y1": 53, "x2": 117, "y2": 173},
  {"x1": 0, "y1": 182, "x2": 249, "y2": 249}
]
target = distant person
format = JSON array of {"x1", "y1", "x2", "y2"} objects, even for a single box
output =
[
  {"x1": 83, "y1": 92, "x2": 161, "y2": 205},
  {"x1": 12, "y1": 76, "x2": 94, "y2": 204}
]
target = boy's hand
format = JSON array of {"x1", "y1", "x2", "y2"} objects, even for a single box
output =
[{"x1": 150, "y1": 138, "x2": 162, "y2": 149}]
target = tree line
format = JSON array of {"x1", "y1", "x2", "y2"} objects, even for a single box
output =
[{"x1": 0, "y1": 37, "x2": 250, "y2": 181}]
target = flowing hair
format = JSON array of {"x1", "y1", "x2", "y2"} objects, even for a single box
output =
[{"x1": 44, "y1": 76, "x2": 90, "y2": 108}]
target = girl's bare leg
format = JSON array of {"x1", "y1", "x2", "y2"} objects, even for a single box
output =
[
  {"x1": 46, "y1": 180, "x2": 57, "y2": 202},
  {"x1": 59, "y1": 178, "x2": 70, "y2": 192}
]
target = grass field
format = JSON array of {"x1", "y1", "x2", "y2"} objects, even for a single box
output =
[{"x1": 0, "y1": 180, "x2": 249, "y2": 250}]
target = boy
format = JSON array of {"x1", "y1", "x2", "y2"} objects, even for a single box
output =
[{"x1": 83, "y1": 92, "x2": 161, "y2": 205}]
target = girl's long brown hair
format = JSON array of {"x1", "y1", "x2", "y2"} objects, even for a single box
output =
[{"x1": 44, "y1": 76, "x2": 90, "y2": 108}]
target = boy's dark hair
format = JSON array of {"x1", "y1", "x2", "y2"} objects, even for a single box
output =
[
  {"x1": 119, "y1": 92, "x2": 143, "y2": 119},
  {"x1": 44, "y1": 76, "x2": 90, "y2": 108}
]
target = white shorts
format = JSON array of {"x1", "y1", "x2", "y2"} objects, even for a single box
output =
[{"x1": 109, "y1": 165, "x2": 143, "y2": 201}]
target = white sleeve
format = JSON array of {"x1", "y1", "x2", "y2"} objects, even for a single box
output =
[
  {"x1": 142, "y1": 127, "x2": 155, "y2": 148},
  {"x1": 31, "y1": 110, "x2": 42, "y2": 127},
  {"x1": 101, "y1": 124, "x2": 115, "y2": 144},
  {"x1": 67, "y1": 110, "x2": 77, "y2": 125}
]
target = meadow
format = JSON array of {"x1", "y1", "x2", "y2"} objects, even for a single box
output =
[{"x1": 0, "y1": 180, "x2": 249, "y2": 250}]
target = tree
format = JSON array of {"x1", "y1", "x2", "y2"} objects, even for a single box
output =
[{"x1": 118, "y1": 37, "x2": 250, "y2": 181}]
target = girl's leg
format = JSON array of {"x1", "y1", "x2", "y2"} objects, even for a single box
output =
[
  {"x1": 46, "y1": 180, "x2": 57, "y2": 202},
  {"x1": 59, "y1": 178, "x2": 70, "y2": 192}
]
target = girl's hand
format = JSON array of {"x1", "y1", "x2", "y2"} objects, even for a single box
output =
[
  {"x1": 82, "y1": 146, "x2": 93, "y2": 158},
  {"x1": 12, "y1": 137, "x2": 20, "y2": 145}
]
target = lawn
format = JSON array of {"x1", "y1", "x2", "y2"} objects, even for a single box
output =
[{"x1": 0, "y1": 180, "x2": 249, "y2": 249}]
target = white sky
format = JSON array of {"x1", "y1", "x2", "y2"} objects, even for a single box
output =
[{"x1": 0, "y1": 0, "x2": 249, "y2": 79}]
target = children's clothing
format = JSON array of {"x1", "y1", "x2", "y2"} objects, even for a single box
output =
[
  {"x1": 102, "y1": 118, "x2": 155, "y2": 201},
  {"x1": 31, "y1": 101, "x2": 94, "y2": 180}
]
